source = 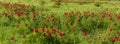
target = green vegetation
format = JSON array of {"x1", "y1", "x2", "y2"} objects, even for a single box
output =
[{"x1": 0, "y1": 0, "x2": 120, "y2": 44}]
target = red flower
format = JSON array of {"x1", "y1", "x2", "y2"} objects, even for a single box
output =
[
  {"x1": 50, "y1": 14, "x2": 54, "y2": 19},
  {"x1": 110, "y1": 36, "x2": 117, "y2": 42},
  {"x1": 59, "y1": 32, "x2": 65, "y2": 37},
  {"x1": 113, "y1": 36, "x2": 117, "y2": 40},
  {"x1": 101, "y1": 16, "x2": 105, "y2": 19},
  {"x1": 68, "y1": 12, "x2": 73, "y2": 17},
  {"x1": 65, "y1": 22, "x2": 68, "y2": 26},
  {"x1": 117, "y1": 32, "x2": 120, "y2": 34},
  {"x1": 48, "y1": 33, "x2": 51, "y2": 37},
  {"x1": 81, "y1": 30, "x2": 87, "y2": 36},
  {"x1": 50, "y1": 28, "x2": 57, "y2": 34},
  {"x1": 77, "y1": 16, "x2": 81, "y2": 22},
  {"x1": 111, "y1": 39, "x2": 116, "y2": 43},
  {"x1": 34, "y1": 28, "x2": 38, "y2": 33},
  {"x1": 51, "y1": 28, "x2": 57, "y2": 32},
  {"x1": 51, "y1": 19, "x2": 54, "y2": 23},
  {"x1": 117, "y1": 15, "x2": 120, "y2": 20},
  {"x1": 109, "y1": 28, "x2": 112, "y2": 32},
  {"x1": 46, "y1": 30, "x2": 49, "y2": 33},
  {"x1": 32, "y1": 12, "x2": 38, "y2": 16},
  {"x1": 83, "y1": 32, "x2": 87, "y2": 36},
  {"x1": 41, "y1": 28, "x2": 45, "y2": 32},
  {"x1": 106, "y1": 13, "x2": 111, "y2": 17},
  {"x1": 118, "y1": 37, "x2": 120, "y2": 41},
  {"x1": 58, "y1": 19, "x2": 61, "y2": 23},
  {"x1": 27, "y1": 20, "x2": 30, "y2": 22},
  {"x1": 53, "y1": 31, "x2": 57, "y2": 34},
  {"x1": 16, "y1": 25, "x2": 19, "y2": 28},
  {"x1": 71, "y1": 29, "x2": 75, "y2": 32},
  {"x1": 10, "y1": 36, "x2": 14, "y2": 41},
  {"x1": 113, "y1": 23, "x2": 117, "y2": 26},
  {"x1": 17, "y1": 13, "x2": 22, "y2": 17},
  {"x1": 41, "y1": 33, "x2": 46, "y2": 36},
  {"x1": 109, "y1": 17, "x2": 112, "y2": 20},
  {"x1": 64, "y1": 12, "x2": 67, "y2": 16}
]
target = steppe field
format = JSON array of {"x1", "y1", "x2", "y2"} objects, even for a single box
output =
[{"x1": 0, "y1": 0, "x2": 120, "y2": 44}]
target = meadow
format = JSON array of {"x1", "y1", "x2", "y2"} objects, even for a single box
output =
[{"x1": 0, "y1": 0, "x2": 120, "y2": 44}]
